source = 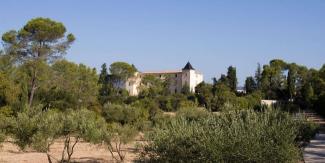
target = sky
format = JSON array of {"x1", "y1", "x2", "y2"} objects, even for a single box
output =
[{"x1": 1, "y1": 0, "x2": 325, "y2": 85}]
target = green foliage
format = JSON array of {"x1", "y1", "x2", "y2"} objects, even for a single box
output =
[
  {"x1": 2, "y1": 17, "x2": 75, "y2": 107},
  {"x1": 287, "y1": 64, "x2": 298, "y2": 99},
  {"x1": 0, "y1": 72, "x2": 20, "y2": 111},
  {"x1": 30, "y1": 110, "x2": 62, "y2": 152},
  {"x1": 98, "y1": 63, "x2": 111, "y2": 104},
  {"x1": 102, "y1": 104, "x2": 149, "y2": 129},
  {"x1": 142, "y1": 109, "x2": 313, "y2": 162},
  {"x1": 103, "y1": 124, "x2": 138, "y2": 162},
  {"x1": 195, "y1": 82, "x2": 213, "y2": 109},
  {"x1": 39, "y1": 60, "x2": 99, "y2": 110},
  {"x1": 176, "y1": 107, "x2": 209, "y2": 121},
  {"x1": 10, "y1": 106, "x2": 42, "y2": 150},
  {"x1": 109, "y1": 61, "x2": 137, "y2": 86},
  {"x1": 245, "y1": 76, "x2": 257, "y2": 94},
  {"x1": 0, "y1": 114, "x2": 11, "y2": 144},
  {"x1": 139, "y1": 74, "x2": 169, "y2": 98},
  {"x1": 295, "y1": 116, "x2": 319, "y2": 143},
  {"x1": 7, "y1": 106, "x2": 106, "y2": 162},
  {"x1": 227, "y1": 66, "x2": 237, "y2": 92},
  {"x1": 255, "y1": 63, "x2": 262, "y2": 89}
]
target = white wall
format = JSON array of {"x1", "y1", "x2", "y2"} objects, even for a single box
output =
[{"x1": 182, "y1": 70, "x2": 203, "y2": 92}]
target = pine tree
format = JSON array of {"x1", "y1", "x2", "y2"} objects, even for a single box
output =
[
  {"x1": 245, "y1": 76, "x2": 257, "y2": 94},
  {"x1": 227, "y1": 66, "x2": 237, "y2": 92},
  {"x1": 98, "y1": 63, "x2": 110, "y2": 104},
  {"x1": 255, "y1": 63, "x2": 262, "y2": 90}
]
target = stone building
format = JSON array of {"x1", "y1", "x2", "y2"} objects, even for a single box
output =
[{"x1": 124, "y1": 62, "x2": 204, "y2": 96}]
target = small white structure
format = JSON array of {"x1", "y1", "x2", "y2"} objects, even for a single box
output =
[
  {"x1": 261, "y1": 100, "x2": 278, "y2": 107},
  {"x1": 124, "y1": 62, "x2": 204, "y2": 96}
]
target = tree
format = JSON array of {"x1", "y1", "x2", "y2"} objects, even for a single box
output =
[
  {"x1": 181, "y1": 84, "x2": 191, "y2": 96},
  {"x1": 195, "y1": 82, "x2": 213, "y2": 110},
  {"x1": 261, "y1": 59, "x2": 287, "y2": 99},
  {"x1": 30, "y1": 110, "x2": 63, "y2": 163},
  {"x1": 0, "y1": 54, "x2": 15, "y2": 74},
  {"x1": 0, "y1": 72, "x2": 20, "y2": 108},
  {"x1": 227, "y1": 66, "x2": 237, "y2": 92},
  {"x1": 287, "y1": 64, "x2": 298, "y2": 100},
  {"x1": 218, "y1": 74, "x2": 228, "y2": 85},
  {"x1": 98, "y1": 63, "x2": 111, "y2": 104},
  {"x1": 245, "y1": 76, "x2": 257, "y2": 94},
  {"x1": 1, "y1": 17, "x2": 75, "y2": 106},
  {"x1": 9, "y1": 107, "x2": 105, "y2": 163},
  {"x1": 59, "y1": 109, "x2": 105, "y2": 163},
  {"x1": 255, "y1": 63, "x2": 262, "y2": 89},
  {"x1": 39, "y1": 60, "x2": 99, "y2": 110},
  {"x1": 210, "y1": 82, "x2": 236, "y2": 111},
  {"x1": 139, "y1": 75, "x2": 166, "y2": 98},
  {"x1": 109, "y1": 62, "x2": 137, "y2": 87},
  {"x1": 300, "y1": 83, "x2": 315, "y2": 109},
  {"x1": 102, "y1": 124, "x2": 137, "y2": 162}
]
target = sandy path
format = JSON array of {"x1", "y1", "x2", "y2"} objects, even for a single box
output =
[
  {"x1": 303, "y1": 111, "x2": 325, "y2": 163},
  {"x1": 0, "y1": 139, "x2": 141, "y2": 163}
]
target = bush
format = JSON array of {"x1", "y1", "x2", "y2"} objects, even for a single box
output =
[
  {"x1": 295, "y1": 114, "x2": 319, "y2": 144},
  {"x1": 10, "y1": 106, "x2": 41, "y2": 150},
  {"x1": 176, "y1": 107, "x2": 209, "y2": 121},
  {"x1": 102, "y1": 104, "x2": 149, "y2": 129},
  {"x1": 142, "y1": 109, "x2": 307, "y2": 162},
  {"x1": 0, "y1": 114, "x2": 10, "y2": 145}
]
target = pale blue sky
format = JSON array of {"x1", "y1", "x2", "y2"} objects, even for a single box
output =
[{"x1": 1, "y1": 0, "x2": 324, "y2": 85}]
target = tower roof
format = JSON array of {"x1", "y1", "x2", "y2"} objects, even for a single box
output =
[{"x1": 182, "y1": 62, "x2": 195, "y2": 70}]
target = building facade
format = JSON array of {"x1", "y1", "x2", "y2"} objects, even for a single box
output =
[{"x1": 124, "y1": 62, "x2": 204, "y2": 96}]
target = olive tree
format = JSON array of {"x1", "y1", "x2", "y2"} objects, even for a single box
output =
[
  {"x1": 9, "y1": 107, "x2": 106, "y2": 163},
  {"x1": 31, "y1": 110, "x2": 63, "y2": 163},
  {"x1": 102, "y1": 124, "x2": 137, "y2": 162},
  {"x1": 59, "y1": 109, "x2": 106, "y2": 163}
]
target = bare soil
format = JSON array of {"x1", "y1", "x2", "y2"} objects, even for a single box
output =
[{"x1": 0, "y1": 139, "x2": 142, "y2": 163}]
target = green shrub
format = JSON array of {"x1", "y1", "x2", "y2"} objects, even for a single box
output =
[
  {"x1": 8, "y1": 106, "x2": 106, "y2": 163},
  {"x1": 142, "y1": 109, "x2": 305, "y2": 162},
  {"x1": 10, "y1": 106, "x2": 41, "y2": 150},
  {"x1": 102, "y1": 104, "x2": 149, "y2": 129},
  {"x1": 102, "y1": 123, "x2": 137, "y2": 162},
  {"x1": 0, "y1": 114, "x2": 10, "y2": 145},
  {"x1": 176, "y1": 107, "x2": 209, "y2": 121},
  {"x1": 295, "y1": 115, "x2": 319, "y2": 144}
]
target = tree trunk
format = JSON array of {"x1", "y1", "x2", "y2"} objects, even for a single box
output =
[
  {"x1": 28, "y1": 70, "x2": 37, "y2": 107},
  {"x1": 67, "y1": 137, "x2": 79, "y2": 163},
  {"x1": 46, "y1": 153, "x2": 52, "y2": 163},
  {"x1": 28, "y1": 83, "x2": 36, "y2": 107},
  {"x1": 61, "y1": 137, "x2": 69, "y2": 163}
]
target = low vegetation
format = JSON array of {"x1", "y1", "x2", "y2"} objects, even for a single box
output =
[{"x1": 141, "y1": 109, "x2": 318, "y2": 162}]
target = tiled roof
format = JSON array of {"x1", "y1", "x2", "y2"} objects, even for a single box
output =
[{"x1": 141, "y1": 70, "x2": 182, "y2": 74}]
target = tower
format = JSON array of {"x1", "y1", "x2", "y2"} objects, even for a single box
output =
[{"x1": 182, "y1": 62, "x2": 196, "y2": 92}]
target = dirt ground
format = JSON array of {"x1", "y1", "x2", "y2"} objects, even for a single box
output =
[{"x1": 0, "y1": 139, "x2": 142, "y2": 163}]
